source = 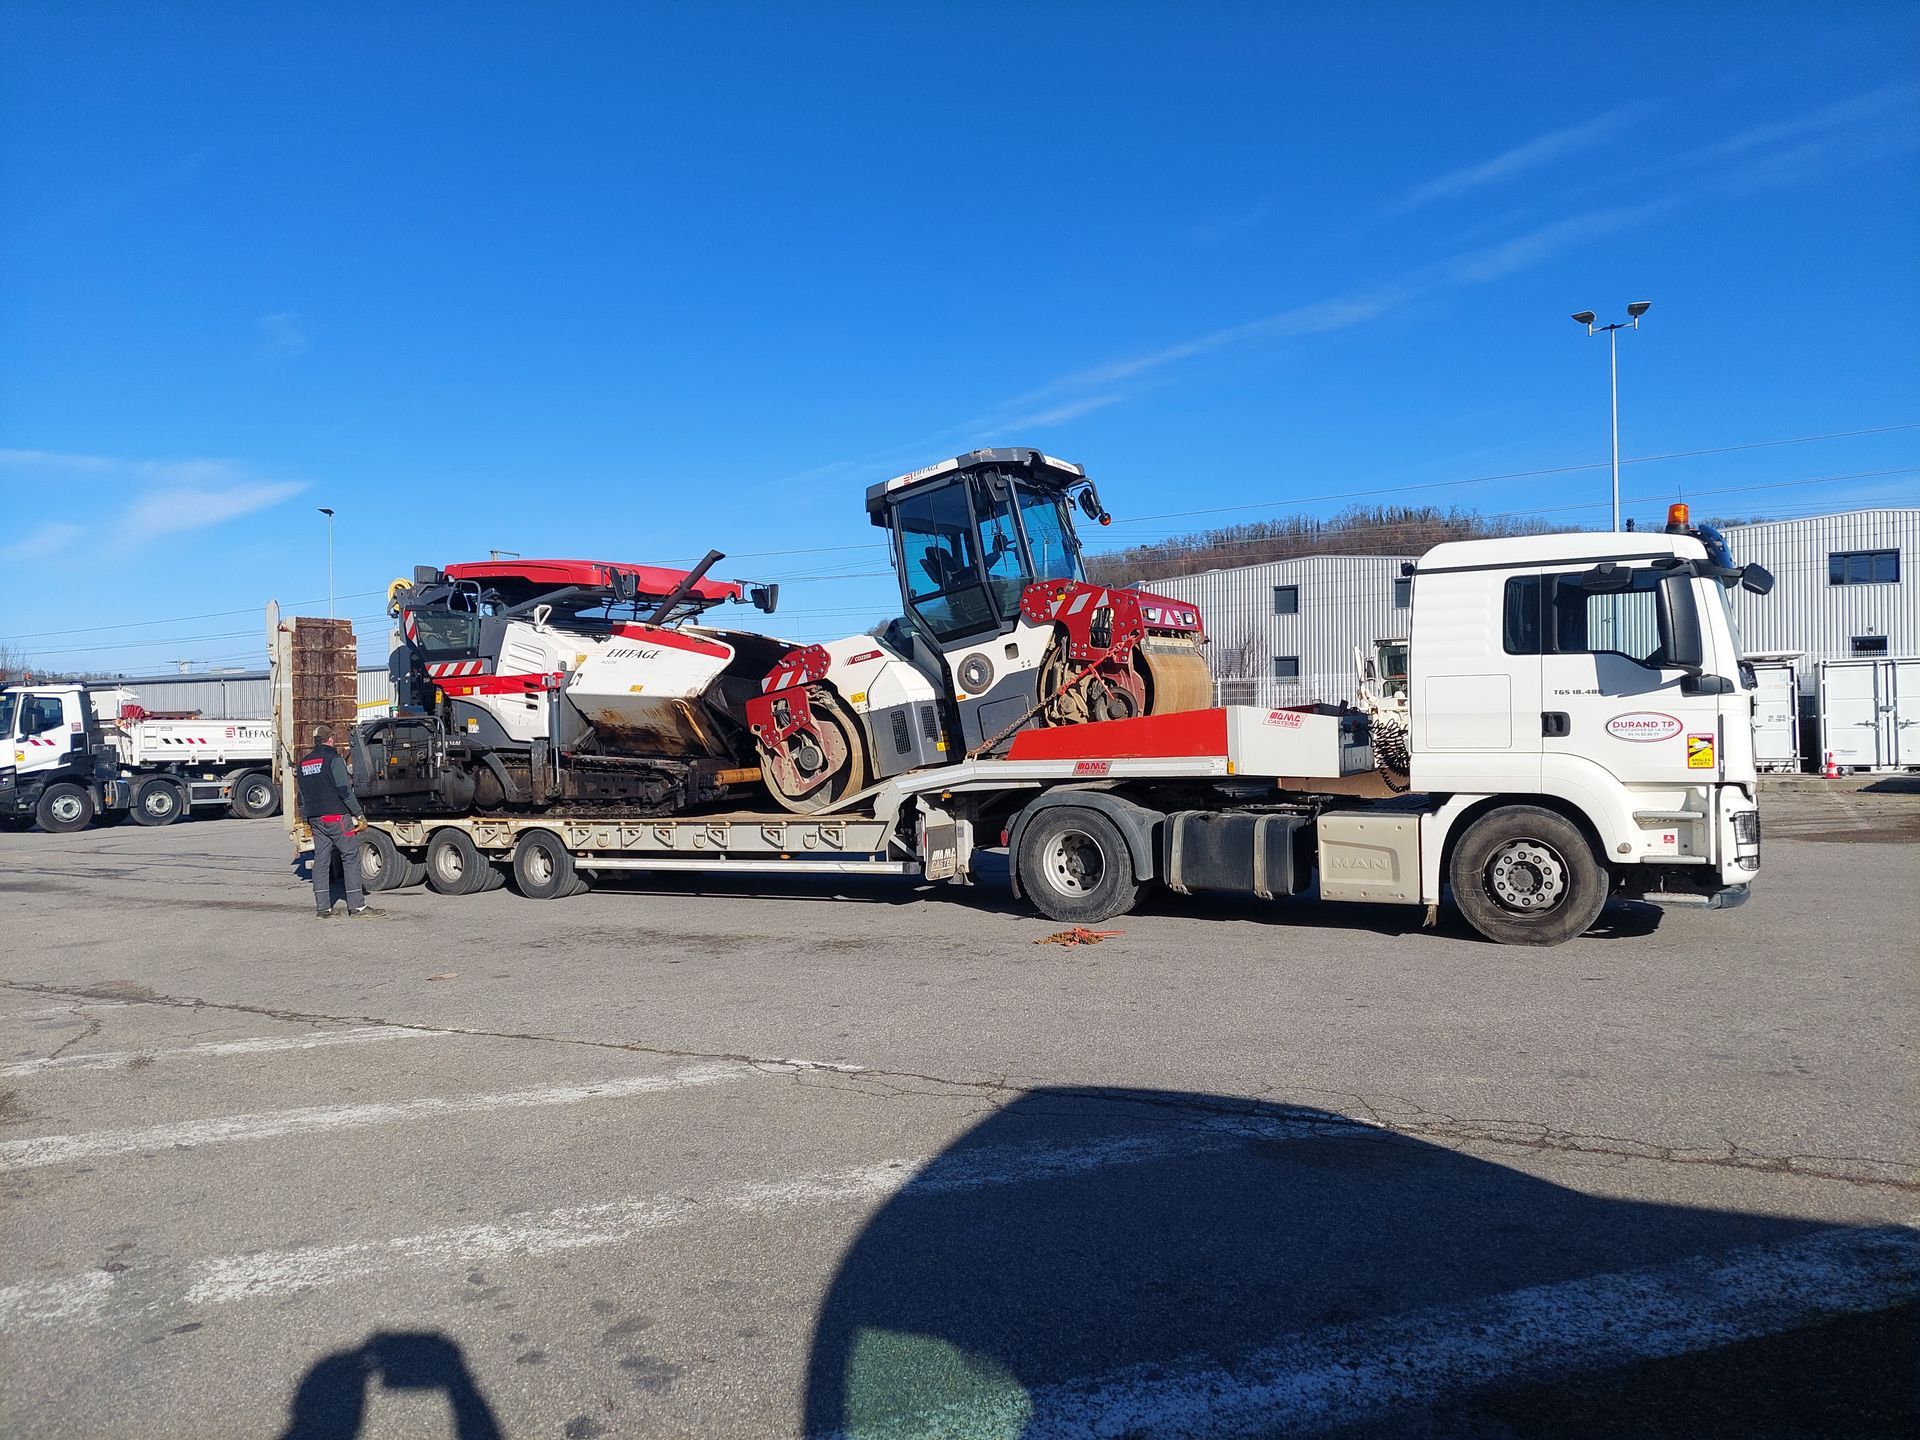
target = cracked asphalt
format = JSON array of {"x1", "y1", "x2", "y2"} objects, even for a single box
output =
[{"x1": 1, "y1": 784, "x2": 1916, "y2": 1438}]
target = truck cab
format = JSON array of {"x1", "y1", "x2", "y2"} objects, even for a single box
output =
[
  {"x1": 1408, "y1": 508, "x2": 1770, "y2": 925},
  {"x1": 0, "y1": 684, "x2": 122, "y2": 832}
]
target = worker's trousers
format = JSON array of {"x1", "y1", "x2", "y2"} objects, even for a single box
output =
[{"x1": 312, "y1": 817, "x2": 365, "y2": 914}]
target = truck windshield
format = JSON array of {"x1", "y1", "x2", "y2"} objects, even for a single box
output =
[
  {"x1": 1711, "y1": 579, "x2": 1753, "y2": 687},
  {"x1": 1014, "y1": 484, "x2": 1084, "y2": 583},
  {"x1": 0, "y1": 692, "x2": 15, "y2": 740}
]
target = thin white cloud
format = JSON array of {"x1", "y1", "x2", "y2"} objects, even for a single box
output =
[
  {"x1": 115, "y1": 481, "x2": 306, "y2": 545},
  {"x1": 1000, "y1": 393, "x2": 1130, "y2": 430},
  {"x1": 258, "y1": 311, "x2": 309, "y2": 356},
  {"x1": 1, "y1": 522, "x2": 85, "y2": 562},
  {"x1": 0, "y1": 450, "x2": 309, "y2": 557},
  {"x1": 1395, "y1": 101, "x2": 1659, "y2": 211}
]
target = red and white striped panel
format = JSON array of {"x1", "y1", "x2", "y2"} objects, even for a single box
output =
[{"x1": 425, "y1": 659, "x2": 491, "y2": 680}]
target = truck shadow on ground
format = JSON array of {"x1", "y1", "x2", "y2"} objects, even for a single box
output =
[
  {"x1": 279, "y1": 1329, "x2": 503, "y2": 1440},
  {"x1": 804, "y1": 1088, "x2": 1916, "y2": 1439}
]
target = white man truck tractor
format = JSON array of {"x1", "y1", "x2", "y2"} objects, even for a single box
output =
[{"x1": 325, "y1": 473, "x2": 1769, "y2": 947}]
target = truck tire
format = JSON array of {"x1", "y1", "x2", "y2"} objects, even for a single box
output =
[
  {"x1": 360, "y1": 827, "x2": 426, "y2": 893},
  {"x1": 130, "y1": 777, "x2": 186, "y2": 827},
  {"x1": 229, "y1": 771, "x2": 280, "y2": 820},
  {"x1": 512, "y1": 829, "x2": 586, "y2": 900},
  {"x1": 1015, "y1": 806, "x2": 1142, "y2": 924},
  {"x1": 1447, "y1": 805, "x2": 1609, "y2": 947},
  {"x1": 36, "y1": 783, "x2": 95, "y2": 834},
  {"x1": 426, "y1": 827, "x2": 493, "y2": 896}
]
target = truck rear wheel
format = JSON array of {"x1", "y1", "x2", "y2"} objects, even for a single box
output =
[
  {"x1": 229, "y1": 771, "x2": 280, "y2": 820},
  {"x1": 512, "y1": 829, "x2": 589, "y2": 900},
  {"x1": 36, "y1": 783, "x2": 95, "y2": 834},
  {"x1": 426, "y1": 827, "x2": 499, "y2": 895},
  {"x1": 1016, "y1": 806, "x2": 1141, "y2": 924},
  {"x1": 130, "y1": 777, "x2": 186, "y2": 827},
  {"x1": 1447, "y1": 805, "x2": 1608, "y2": 947},
  {"x1": 360, "y1": 827, "x2": 426, "y2": 892}
]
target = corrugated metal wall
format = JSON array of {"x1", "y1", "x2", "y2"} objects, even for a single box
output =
[
  {"x1": 1139, "y1": 555, "x2": 1415, "y2": 707},
  {"x1": 1723, "y1": 509, "x2": 1920, "y2": 692},
  {"x1": 89, "y1": 668, "x2": 395, "y2": 719}
]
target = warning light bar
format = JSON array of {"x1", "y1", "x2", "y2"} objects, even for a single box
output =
[{"x1": 1666, "y1": 502, "x2": 1690, "y2": 533}]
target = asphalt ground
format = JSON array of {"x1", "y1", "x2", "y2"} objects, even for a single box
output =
[{"x1": 1, "y1": 780, "x2": 1916, "y2": 1439}]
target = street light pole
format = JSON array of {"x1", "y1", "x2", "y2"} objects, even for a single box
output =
[
  {"x1": 317, "y1": 507, "x2": 336, "y2": 617},
  {"x1": 1571, "y1": 303, "x2": 1651, "y2": 532}
]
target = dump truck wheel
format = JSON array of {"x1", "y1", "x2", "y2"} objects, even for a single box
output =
[
  {"x1": 36, "y1": 783, "x2": 96, "y2": 834},
  {"x1": 230, "y1": 771, "x2": 280, "y2": 820},
  {"x1": 129, "y1": 778, "x2": 184, "y2": 827},
  {"x1": 1447, "y1": 805, "x2": 1608, "y2": 947},
  {"x1": 1016, "y1": 806, "x2": 1141, "y2": 924},
  {"x1": 512, "y1": 829, "x2": 580, "y2": 900},
  {"x1": 426, "y1": 827, "x2": 489, "y2": 896}
]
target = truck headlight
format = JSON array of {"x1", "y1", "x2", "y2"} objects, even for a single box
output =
[{"x1": 1731, "y1": 808, "x2": 1760, "y2": 864}]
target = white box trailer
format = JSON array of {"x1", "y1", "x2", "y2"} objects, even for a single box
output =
[{"x1": 1817, "y1": 658, "x2": 1920, "y2": 772}]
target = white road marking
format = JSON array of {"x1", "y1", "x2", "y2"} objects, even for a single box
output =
[
  {"x1": 0, "y1": 1273, "x2": 117, "y2": 1329},
  {"x1": 0, "y1": 1059, "x2": 806, "y2": 1171},
  {"x1": 1, "y1": 1121, "x2": 1350, "y2": 1325},
  {"x1": 8, "y1": 1002, "x2": 140, "y2": 1019},
  {"x1": 0, "y1": 1026, "x2": 445, "y2": 1077},
  {"x1": 980, "y1": 1222, "x2": 1920, "y2": 1440}
]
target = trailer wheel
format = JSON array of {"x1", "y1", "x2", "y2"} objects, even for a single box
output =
[
  {"x1": 426, "y1": 827, "x2": 494, "y2": 896},
  {"x1": 1447, "y1": 805, "x2": 1608, "y2": 947},
  {"x1": 512, "y1": 829, "x2": 585, "y2": 900},
  {"x1": 360, "y1": 827, "x2": 425, "y2": 893},
  {"x1": 1016, "y1": 806, "x2": 1141, "y2": 924},
  {"x1": 36, "y1": 783, "x2": 96, "y2": 834},
  {"x1": 130, "y1": 777, "x2": 186, "y2": 827},
  {"x1": 229, "y1": 771, "x2": 280, "y2": 820}
]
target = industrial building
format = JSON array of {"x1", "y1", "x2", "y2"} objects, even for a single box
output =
[
  {"x1": 86, "y1": 666, "x2": 396, "y2": 721},
  {"x1": 1139, "y1": 508, "x2": 1919, "y2": 769}
]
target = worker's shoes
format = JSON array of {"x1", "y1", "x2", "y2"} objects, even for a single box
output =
[
  {"x1": 346, "y1": 905, "x2": 374, "y2": 918},
  {"x1": 315, "y1": 909, "x2": 337, "y2": 920}
]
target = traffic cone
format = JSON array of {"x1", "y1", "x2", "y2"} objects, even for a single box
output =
[{"x1": 1822, "y1": 750, "x2": 1840, "y2": 779}]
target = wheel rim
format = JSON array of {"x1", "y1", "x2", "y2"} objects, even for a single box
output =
[
  {"x1": 244, "y1": 781, "x2": 271, "y2": 810},
  {"x1": 51, "y1": 794, "x2": 83, "y2": 824},
  {"x1": 435, "y1": 847, "x2": 465, "y2": 884},
  {"x1": 1041, "y1": 829, "x2": 1104, "y2": 897},
  {"x1": 143, "y1": 790, "x2": 173, "y2": 818},
  {"x1": 1485, "y1": 838, "x2": 1568, "y2": 914},
  {"x1": 526, "y1": 845, "x2": 555, "y2": 887},
  {"x1": 363, "y1": 847, "x2": 385, "y2": 882}
]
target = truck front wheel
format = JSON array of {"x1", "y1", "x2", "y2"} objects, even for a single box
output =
[
  {"x1": 1447, "y1": 805, "x2": 1608, "y2": 947},
  {"x1": 36, "y1": 783, "x2": 96, "y2": 834},
  {"x1": 1016, "y1": 806, "x2": 1142, "y2": 924}
]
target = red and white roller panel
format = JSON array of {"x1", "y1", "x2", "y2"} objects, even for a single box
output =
[{"x1": 426, "y1": 660, "x2": 491, "y2": 680}]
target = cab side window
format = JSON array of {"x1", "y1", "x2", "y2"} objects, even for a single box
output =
[{"x1": 25, "y1": 697, "x2": 65, "y2": 734}]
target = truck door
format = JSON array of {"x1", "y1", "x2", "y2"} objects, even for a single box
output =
[
  {"x1": 1893, "y1": 660, "x2": 1920, "y2": 767},
  {"x1": 12, "y1": 691, "x2": 75, "y2": 778},
  {"x1": 1539, "y1": 567, "x2": 1727, "y2": 787}
]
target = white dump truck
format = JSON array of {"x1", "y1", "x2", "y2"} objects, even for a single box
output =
[
  {"x1": 0, "y1": 684, "x2": 278, "y2": 832},
  {"x1": 282, "y1": 501, "x2": 1773, "y2": 947}
]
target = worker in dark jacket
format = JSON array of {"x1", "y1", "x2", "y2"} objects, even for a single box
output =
[{"x1": 299, "y1": 724, "x2": 370, "y2": 918}]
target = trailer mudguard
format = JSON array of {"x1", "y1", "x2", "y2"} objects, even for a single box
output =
[{"x1": 1006, "y1": 789, "x2": 1162, "y2": 899}]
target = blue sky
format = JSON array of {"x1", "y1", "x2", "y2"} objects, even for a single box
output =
[{"x1": 3, "y1": 1, "x2": 1917, "y2": 676}]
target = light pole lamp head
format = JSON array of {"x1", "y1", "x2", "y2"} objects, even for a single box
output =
[
  {"x1": 1571, "y1": 310, "x2": 1597, "y2": 326},
  {"x1": 1626, "y1": 300, "x2": 1652, "y2": 320},
  {"x1": 317, "y1": 506, "x2": 335, "y2": 518}
]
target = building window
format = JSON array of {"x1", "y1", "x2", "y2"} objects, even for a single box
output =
[
  {"x1": 1392, "y1": 576, "x2": 1411, "y2": 609},
  {"x1": 1829, "y1": 549, "x2": 1899, "y2": 585},
  {"x1": 1852, "y1": 635, "x2": 1890, "y2": 655},
  {"x1": 1272, "y1": 585, "x2": 1299, "y2": 616},
  {"x1": 1272, "y1": 656, "x2": 1300, "y2": 681}
]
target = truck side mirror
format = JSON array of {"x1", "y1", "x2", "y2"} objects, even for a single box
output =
[
  {"x1": 750, "y1": 584, "x2": 780, "y2": 615},
  {"x1": 611, "y1": 569, "x2": 638, "y2": 603},
  {"x1": 1739, "y1": 564, "x2": 1775, "y2": 596},
  {"x1": 1662, "y1": 573, "x2": 1705, "y2": 671}
]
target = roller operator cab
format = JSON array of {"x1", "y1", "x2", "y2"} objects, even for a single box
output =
[
  {"x1": 746, "y1": 449, "x2": 1215, "y2": 812},
  {"x1": 1406, "y1": 505, "x2": 1772, "y2": 938}
]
